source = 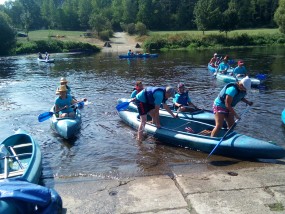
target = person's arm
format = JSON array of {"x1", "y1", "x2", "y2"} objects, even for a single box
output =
[
  {"x1": 225, "y1": 95, "x2": 240, "y2": 119},
  {"x1": 241, "y1": 98, "x2": 253, "y2": 106},
  {"x1": 163, "y1": 103, "x2": 176, "y2": 118}
]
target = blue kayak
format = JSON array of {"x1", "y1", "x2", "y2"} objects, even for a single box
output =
[
  {"x1": 0, "y1": 129, "x2": 42, "y2": 183},
  {"x1": 216, "y1": 73, "x2": 261, "y2": 87},
  {"x1": 119, "y1": 53, "x2": 158, "y2": 59},
  {"x1": 118, "y1": 109, "x2": 285, "y2": 159},
  {"x1": 282, "y1": 109, "x2": 285, "y2": 125},
  {"x1": 50, "y1": 107, "x2": 82, "y2": 139},
  {"x1": 208, "y1": 64, "x2": 217, "y2": 73}
]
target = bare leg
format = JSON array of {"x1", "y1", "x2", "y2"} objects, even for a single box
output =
[
  {"x1": 137, "y1": 115, "x2": 147, "y2": 141},
  {"x1": 225, "y1": 112, "x2": 235, "y2": 128},
  {"x1": 211, "y1": 112, "x2": 225, "y2": 137}
]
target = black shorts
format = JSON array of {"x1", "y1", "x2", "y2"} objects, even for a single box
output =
[{"x1": 136, "y1": 100, "x2": 155, "y2": 116}]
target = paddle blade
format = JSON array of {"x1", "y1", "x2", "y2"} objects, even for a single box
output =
[
  {"x1": 77, "y1": 101, "x2": 84, "y2": 109},
  {"x1": 256, "y1": 74, "x2": 267, "y2": 80},
  {"x1": 38, "y1": 112, "x2": 54, "y2": 122},
  {"x1": 116, "y1": 101, "x2": 130, "y2": 111}
]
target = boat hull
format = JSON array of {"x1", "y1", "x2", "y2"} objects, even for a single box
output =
[
  {"x1": 50, "y1": 108, "x2": 82, "y2": 139},
  {"x1": 216, "y1": 73, "x2": 261, "y2": 86},
  {"x1": 119, "y1": 53, "x2": 158, "y2": 59},
  {"x1": 37, "y1": 58, "x2": 55, "y2": 63},
  {"x1": 118, "y1": 110, "x2": 285, "y2": 159},
  {"x1": 117, "y1": 98, "x2": 218, "y2": 126}
]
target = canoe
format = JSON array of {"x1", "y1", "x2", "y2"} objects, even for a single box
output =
[
  {"x1": 208, "y1": 64, "x2": 217, "y2": 73},
  {"x1": 37, "y1": 58, "x2": 55, "y2": 63},
  {"x1": 119, "y1": 53, "x2": 158, "y2": 59},
  {"x1": 216, "y1": 73, "x2": 261, "y2": 87},
  {"x1": 282, "y1": 109, "x2": 285, "y2": 125},
  {"x1": 50, "y1": 107, "x2": 82, "y2": 139},
  {"x1": 0, "y1": 129, "x2": 42, "y2": 183},
  {"x1": 117, "y1": 98, "x2": 220, "y2": 126},
  {"x1": 118, "y1": 109, "x2": 285, "y2": 159}
]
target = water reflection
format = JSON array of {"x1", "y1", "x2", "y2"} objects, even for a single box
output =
[{"x1": 0, "y1": 47, "x2": 284, "y2": 181}]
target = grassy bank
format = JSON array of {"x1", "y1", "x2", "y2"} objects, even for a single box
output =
[
  {"x1": 15, "y1": 30, "x2": 101, "y2": 55},
  {"x1": 145, "y1": 28, "x2": 285, "y2": 51}
]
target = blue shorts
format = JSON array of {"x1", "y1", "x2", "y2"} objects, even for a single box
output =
[{"x1": 136, "y1": 100, "x2": 155, "y2": 116}]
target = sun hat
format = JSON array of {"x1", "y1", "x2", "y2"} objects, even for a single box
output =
[
  {"x1": 240, "y1": 76, "x2": 251, "y2": 91},
  {"x1": 177, "y1": 83, "x2": 185, "y2": 88},
  {"x1": 56, "y1": 85, "x2": 67, "y2": 93},
  {"x1": 60, "y1": 77, "x2": 68, "y2": 83},
  {"x1": 166, "y1": 86, "x2": 175, "y2": 97},
  {"x1": 238, "y1": 60, "x2": 244, "y2": 66}
]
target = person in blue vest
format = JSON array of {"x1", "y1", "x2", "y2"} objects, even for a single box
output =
[
  {"x1": 55, "y1": 85, "x2": 77, "y2": 118},
  {"x1": 135, "y1": 86, "x2": 177, "y2": 141},
  {"x1": 233, "y1": 60, "x2": 248, "y2": 77},
  {"x1": 211, "y1": 76, "x2": 253, "y2": 137},
  {"x1": 130, "y1": 81, "x2": 144, "y2": 98},
  {"x1": 173, "y1": 83, "x2": 198, "y2": 112}
]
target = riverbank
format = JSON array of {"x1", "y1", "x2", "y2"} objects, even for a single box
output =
[{"x1": 49, "y1": 162, "x2": 285, "y2": 213}]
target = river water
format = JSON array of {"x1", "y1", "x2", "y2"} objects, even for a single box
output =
[{"x1": 0, "y1": 47, "x2": 284, "y2": 182}]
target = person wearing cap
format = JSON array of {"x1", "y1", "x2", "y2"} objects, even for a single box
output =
[
  {"x1": 56, "y1": 77, "x2": 71, "y2": 95},
  {"x1": 135, "y1": 86, "x2": 177, "y2": 141},
  {"x1": 215, "y1": 56, "x2": 230, "y2": 75},
  {"x1": 173, "y1": 83, "x2": 198, "y2": 112},
  {"x1": 233, "y1": 60, "x2": 248, "y2": 78},
  {"x1": 211, "y1": 76, "x2": 253, "y2": 137},
  {"x1": 209, "y1": 53, "x2": 219, "y2": 67},
  {"x1": 54, "y1": 85, "x2": 77, "y2": 118},
  {"x1": 130, "y1": 81, "x2": 144, "y2": 98}
]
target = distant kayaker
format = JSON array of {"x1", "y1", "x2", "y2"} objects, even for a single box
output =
[
  {"x1": 54, "y1": 85, "x2": 77, "y2": 118},
  {"x1": 173, "y1": 83, "x2": 199, "y2": 112},
  {"x1": 215, "y1": 56, "x2": 230, "y2": 75},
  {"x1": 209, "y1": 53, "x2": 219, "y2": 67},
  {"x1": 127, "y1": 49, "x2": 133, "y2": 56},
  {"x1": 45, "y1": 52, "x2": 49, "y2": 59},
  {"x1": 130, "y1": 81, "x2": 144, "y2": 98},
  {"x1": 38, "y1": 52, "x2": 43, "y2": 59},
  {"x1": 211, "y1": 76, "x2": 253, "y2": 137},
  {"x1": 56, "y1": 77, "x2": 71, "y2": 95},
  {"x1": 134, "y1": 86, "x2": 177, "y2": 141},
  {"x1": 233, "y1": 60, "x2": 248, "y2": 78}
]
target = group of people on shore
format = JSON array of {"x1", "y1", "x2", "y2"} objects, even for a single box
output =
[
  {"x1": 209, "y1": 53, "x2": 248, "y2": 77},
  {"x1": 129, "y1": 75, "x2": 253, "y2": 141}
]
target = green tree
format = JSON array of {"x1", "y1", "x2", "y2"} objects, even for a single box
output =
[
  {"x1": 0, "y1": 12, "x2": 16, "y2": 55},
  {"x1": 135, "y1": 21, "x2": 147, "y2": 35},
  {"x1": 89, "y1": 14, "x2": 111, "y2": 36},
  {"x1": 78, "y1": 0, "x2": 92, "y2": 29},
  {"x1": 218, "y1": 1, "x2": 238, "y2": 37},
  {"x1": 274, "y1": 0, "x2": 285, "y2": 33}
]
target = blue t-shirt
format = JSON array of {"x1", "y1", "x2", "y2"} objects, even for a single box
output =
[
  {"x1": 55, "y1": 95, "x2": 73, "y2": 113},
  {"x1": 130, "y1": 90, "x2": 137, "y2": 98},
  {"x1": 234, "y1": 66, "x2": 247, "y2": 75},
  {"x1": 217, "y1": 62, "x2": 230, "y2": 72},
  {"x1": 136, "y1": 90, "x2": 164, "y2": 105},
  {"x1": 214, "y1": 86, "x2": 238, "y2": 108}
]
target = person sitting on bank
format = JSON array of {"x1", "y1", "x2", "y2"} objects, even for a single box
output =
[
  {"x1": 54, "y1": 85, "x2": 77, "y2": 118},
  {"x1": 135, "y1": 86, "x2": 177, "y2": 141},
  {"x1": 56, "y1": 77, "x2": 71, "y2": 95},
  {"x1": 209, "y1": 53, "x2": 219, "y2": 67},
  {"x1": 233, "y1": 60, "x2": 248, "y2": 78},
  {"x1": 215, "y1": 56, "x2": 230, "y2": 75},
  {"x1": 38, "y1": 52, "x2": 43, "y2": 59},
  {"x1": 211, "y1": 76, "x2": 253, "y2": 137},
  {"x1": 131, "y1": 81, "x2": 144, "y2": 98},
  {"x1": 173, "y1": 83, "x2": 198, "y2": 112}
]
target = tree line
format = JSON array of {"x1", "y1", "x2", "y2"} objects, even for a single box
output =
[{"x1": 0, "y1": 0, "x2": 282, "y2": 33}]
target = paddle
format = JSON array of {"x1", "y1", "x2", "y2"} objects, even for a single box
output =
[
  {"x1": 116, "y1": 100, "x2": 131, "y2": 111},
  {"x1": 38, "y1": 98, "x2": 87, "y2": 122},
  {"x1": 207, "y1": 106, "x2": 250, "y2": 159},
  {"x1": 255, "y1": 74, "x2": 267, "y2": 80}
]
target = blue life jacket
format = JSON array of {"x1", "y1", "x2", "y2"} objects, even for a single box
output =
[
  {"x1": 175, "y1": 91, "x2": 189, "y2": 106},
  {"x1": 145, "y1": 87, "x2": 166, "y2": 105},
  {"x1": 219, "y1": 83, "x2": 246, "y2": 107}
]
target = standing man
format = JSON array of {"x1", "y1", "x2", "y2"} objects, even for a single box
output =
[{"x1": 135, "y1": 86, "x2": 177, "y2": 141}]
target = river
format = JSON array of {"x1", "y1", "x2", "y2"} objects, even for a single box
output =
[{"x1": 0, "y1": 47, "x2": 284, "y2": 182}]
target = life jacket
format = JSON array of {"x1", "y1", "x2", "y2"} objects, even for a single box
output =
[
  {"x1": 175, "y1": 91, "x2": 189, "y2": 106},
  {"x1": 219, "y1": 83, "x2": 246, "y2": 107},
  {"x1": 144, "y1": 87, "x2": 166, "y2": 105}
]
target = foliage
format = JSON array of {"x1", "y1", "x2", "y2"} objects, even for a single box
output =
[
  {"x1": 135, "y1": 22, "x2": 147, "y2": 36},
  {"x1": 274, "y1": 0, "x2": 285, "y2": 33},
  {"x1": 0, "y1": 11, "x2": 17, "y2": 55}
]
